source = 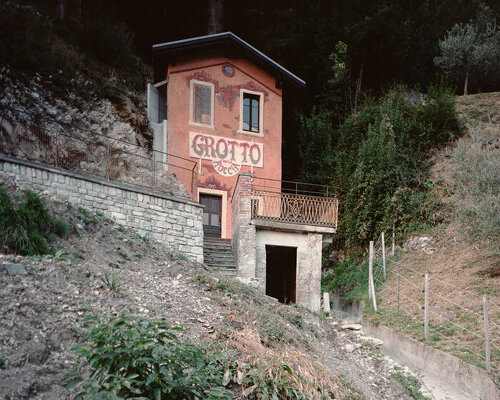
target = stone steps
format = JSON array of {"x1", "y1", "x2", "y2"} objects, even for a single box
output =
[{"x1": 203, "y1": 239, "x2": 236, "y2": 277}]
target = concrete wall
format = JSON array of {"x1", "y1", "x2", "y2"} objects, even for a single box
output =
[
  {"x1": 0, "y1": 155, "x2": 204, "y2": 263},
  {"x1": 255, "y1": 230, "x2": 322, "y2": 312},
  {"x1": 231, "y1": 173, "x2": 256, "y2": 280},
  {"x1": 363, "y1": 323, "x2": 500, "y2": 400}
]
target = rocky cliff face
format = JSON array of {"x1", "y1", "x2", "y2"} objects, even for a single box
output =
[{"x1": 0, "y1": 65, "x2": 189, "y2": 198}]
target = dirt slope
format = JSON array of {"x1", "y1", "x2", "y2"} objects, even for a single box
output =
[
  {"x1": 373, "y1": 92, "x2": 500, "y2": 383},
  {"x1": 0, "y1": 189, "x2": 419, "y2": 400}
]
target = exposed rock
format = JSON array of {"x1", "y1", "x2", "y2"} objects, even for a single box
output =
[
  {"x1": 341, "y1": 323, "x2": 362, "y2": 331},
  {"x1": 359, "y1": 335, "x2": 384, "y2": 347},
  {"x1": 0, "y1": 67, "x2": 191, "y2": 199},
  {"x1": 3, "y1": 262, "x2": 27, "y2": 276},
  {"x1": 404, "y1": 235, "x2": 435, "y2": 255},
  {"x1": 345, "y1": 343, "x2": 356, "y2": 352}
]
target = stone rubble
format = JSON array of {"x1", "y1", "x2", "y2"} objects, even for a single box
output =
[
  {"x1": 0, "y1": 66, "x2": 189, "y2": 198},
  {"x1": 0, "y1": 205, "x2": 419, "y2": 399}
]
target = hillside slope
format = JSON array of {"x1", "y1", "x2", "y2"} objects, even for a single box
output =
[
  {"x1": 0, "y1": 186, "x2": 423, "y2": 400},
  {"x1": 370, "y1": 92, "x2": 500, "y2": 383},
  {"x1": 0, "y1": 2, "x2": 189, "y2": 198}
]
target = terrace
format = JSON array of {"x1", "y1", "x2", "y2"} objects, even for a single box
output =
[{"x1": 232, "y1": 174, "x2": 338, "y2": 232}]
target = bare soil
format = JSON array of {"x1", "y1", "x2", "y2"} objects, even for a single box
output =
[
  {"x1": 373, "y1": 92, "x2": 500, "y2": 384},
  {"x1": 0, "y1": 190, "x2": 417, "y2": 399}
]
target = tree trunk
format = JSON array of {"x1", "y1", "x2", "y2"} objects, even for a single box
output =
[
  {"x1": 58, "y1": 0, "x2": 66, "y2": 22},
  {"x1": 464, "y1": 71, "x2": 469, "y2": 95},
  {"x1": 354, "y1": 61, "x2": 364, "y2": 112},
  {"x1": 208, "y1": 0, "x2": 224, "y2": 34},
  {"x1": 74, "y1": 0, "x2": 82, "y2": 23}
]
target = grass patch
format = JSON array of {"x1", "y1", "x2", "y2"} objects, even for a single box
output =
[
  {"x1": 0, "y1": 187, "x2": 67, "y2": 255},
  {"x1": 448, "y1": 124, "x2": 499, "y2": 243},
  {"x1": 322, "y1": 258, "x2": 376, "y2": 302},
  {"x1": 394, "y1": 371, "x2": 430, "y2": 400}
]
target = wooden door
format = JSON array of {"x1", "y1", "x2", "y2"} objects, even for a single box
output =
[{"x1": 199, "y1": 194, "x2": 222, "y2": 238}]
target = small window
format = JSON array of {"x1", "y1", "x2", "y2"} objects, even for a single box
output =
[
  {"x1": 243, "y1": 93, "x2": 260, "y2": 132},
  {"x1": 190, "y1": 80, "x2": 214, "y2": 128},
  {"x1": 194, "y1": 84, "x2": 211, "y2": 124}
]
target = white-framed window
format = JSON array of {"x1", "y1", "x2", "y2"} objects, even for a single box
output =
[
  {"x1": 239, "y1": 89, "x2": 264, "y2": 137},
  {"x1": 189, "y1": 79, "x2": 215, "y2": 129}
]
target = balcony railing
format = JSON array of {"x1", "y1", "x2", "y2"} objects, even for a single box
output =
[
  {"x1": 251, "y1": 189, "x2": 338, "y2": 227},
  {"x1": 232, "y1": 175, "x2": 338, "y2": 229}
]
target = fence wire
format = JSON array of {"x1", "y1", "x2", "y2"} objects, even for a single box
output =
[
  {"x1": 368, "y1": 229, "x2": 499, "y2": 385},
  {"x1": 0, "y1": 110, "x2": 198, "y2": 199}
]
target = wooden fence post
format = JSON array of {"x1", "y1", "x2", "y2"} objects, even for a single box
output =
[
  {"x1": 323, "y1": 292, "x2": 331, "y2": 314},
  {"x1": 397, "y1": 260, "x2": 400, "y2": 316},
  {"x1": 369, "y1": 241, "x2": 377, "y2": 312},
  {"x1": 381, "y1": 232, "x2": 386, "y2": 280},
  {"x1": 484, "y1": 295, "x2": 491, "y2": 374},
  {"x1": 424, "y1": 274, "x2": 429, "y2": 341},
  {"x1": 392, "y1": 224, "x2": 395, "y2": 256}
]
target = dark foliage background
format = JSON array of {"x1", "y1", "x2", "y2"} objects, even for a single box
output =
[{"x1": 2, "y1": 0, "x2": 498, "y2": 250}]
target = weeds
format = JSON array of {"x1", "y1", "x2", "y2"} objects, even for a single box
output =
[
  {"x1": 0, "y1": 188, "x2": 67, "y2": 255},
  {"x1": 100, "y1": 271, "x2": 121, "y2": 293},
  {"x1": 292, "y1": 314, "x2": 303, "y2": 329},
  {"x1": 394, "y1": 371, "x2": 430, "y2": 400},
  {"x1": 131, "y1": 233, "x2": 149, "y2": 243}
]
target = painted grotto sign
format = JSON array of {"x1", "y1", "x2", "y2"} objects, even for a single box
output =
[{"x1": 189, "y1": 132, "x2": 263, "y2": 176}]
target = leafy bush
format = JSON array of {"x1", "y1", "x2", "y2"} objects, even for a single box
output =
[
  {"x1": 301, "y1": 82, "x2": 461, "y2": 250},
  {"x1": 322, "y1": 259, "x2": 370, "y2": 302},
  {"x1": 0, "y1": 187, "x2": 67, "y2": 255},
  {"x1": 449, "y1": 125, "x2": 499, "y2": 242},
  {"x1": 68, "y1": 312, "x2": 234, "y2": 400}
]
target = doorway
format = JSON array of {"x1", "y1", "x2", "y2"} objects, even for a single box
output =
[
  {"x1": 265, "y1": 245, "x2": 297, "y2": 304},
  {"x1": 199, "y1": 194, "x2": 222, "y2": 238}
]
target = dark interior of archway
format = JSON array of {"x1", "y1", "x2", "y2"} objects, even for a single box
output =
[{"x1": 265, "y1": 245, "x2": 297, "y2": 304}]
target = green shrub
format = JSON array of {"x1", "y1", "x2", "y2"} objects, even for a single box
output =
[
  {"x1": 0, "y1": 188, "x2": 67, "y2": 255},
  {"x1": 68, "y1": 312, "x2": 234, "y2": 400},
  {"x1": 301, "y1": 83, "x2": 461, "y2": 250},
  {"x1": 449, "y1": 125, "x2": 499, "y2": 242},
  {"x1": 322, "y1": 259, "x2": 370, "y2": 302}
]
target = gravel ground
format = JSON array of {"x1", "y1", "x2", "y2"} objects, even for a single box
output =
[{"x1": 0, "y1": 196, "x2": 423, "y2": 399}]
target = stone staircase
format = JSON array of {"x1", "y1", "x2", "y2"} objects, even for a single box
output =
[{"x1": 203, "y1": 239, "x2": 237, "y2": 277}]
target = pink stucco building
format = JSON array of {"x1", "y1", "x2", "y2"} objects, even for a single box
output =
[{"x1": 148, "y1": 32, "x2": 337, "y2": 311}]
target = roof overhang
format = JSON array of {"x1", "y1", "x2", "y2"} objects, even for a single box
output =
[{"x1": 152, "y1": 32, "x2": 305, "y2": 89}]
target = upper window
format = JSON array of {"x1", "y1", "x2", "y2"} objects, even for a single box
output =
[
  {"x1": 239, "y1": 89, "x2": 264, "y2": 137},
  {"x1": 243, "y1": 93, "x2": 260, "y2": 132},
  {"x1": 190, "y1": 80, "x2": 214, "y2": 128}
]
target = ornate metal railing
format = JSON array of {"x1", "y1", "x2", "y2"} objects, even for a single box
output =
[{"x1": 251, "y1": 189, "x2": 338, "y2": 228}]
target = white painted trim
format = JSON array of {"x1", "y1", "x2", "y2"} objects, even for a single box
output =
[
  {"x1": 251, "y1": 194, "x2": 264, "y2": 216},
  {"x1": 154, "y1": 79, "x2": 168, "y2": 88},
  {"x1": 197, "y1": 188, "x2": 227, "y2": 239},
  {"x1": 189, "y1": 79, "x2": 215, "y2": 130},
  {"x1": 162, "y1": 120, "x2": 168, "y2": 168},
  {"x1": 238, "y1": 88, "x2": 264, "y2": 138}
]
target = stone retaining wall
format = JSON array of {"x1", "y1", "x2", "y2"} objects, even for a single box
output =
[{"x1": 0, "y1": 154, "x2": 204, "y2": 263}]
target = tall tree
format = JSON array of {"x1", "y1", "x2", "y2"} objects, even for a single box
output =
[
  {"x1": 208, "y1": 0, "x2": 224, "y2": 34},
  {"x1": 434, "y1": 21, "x2": 500, "y2": 95}
]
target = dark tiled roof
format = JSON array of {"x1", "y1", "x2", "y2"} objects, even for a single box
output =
[{"x1": 153, "y1": 32, "x2": 305, "y2": 88}]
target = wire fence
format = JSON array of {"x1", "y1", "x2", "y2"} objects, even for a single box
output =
[
  {"x1": 0, "y1": 109, "x2": 198, "y2": 199},
  {"x1": 367, "y1": 227, "x2": 499, "y2": 385}
]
